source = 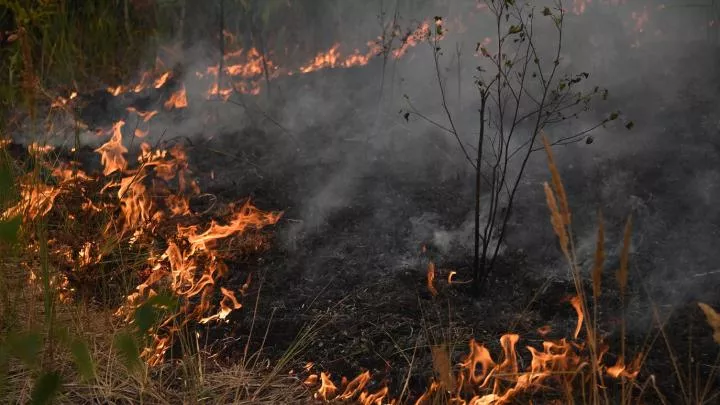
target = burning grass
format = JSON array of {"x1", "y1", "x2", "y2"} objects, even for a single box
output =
[
  {"x1": 1, "y1": 115, "x2": 282, "y2": 359},
  {"x1": 1, "y1": 121, "x2": 720, "y2": 404},
  {"x1": 1, "y1": 2, "x2": 719, "y2": 403}
]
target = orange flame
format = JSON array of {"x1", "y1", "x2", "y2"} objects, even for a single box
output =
[
  {"x1": 154, "y1": 71, "x2": 171, "y2": 88},
  {"x1": 427, "y1": 261, "x2": 438, "y2": 296},
  {"x1": 315, "y1": 372, "x2": 338, "y2": 401},
  {"x1": 569, "y1": 295, "x2": 584, "y2": 340},
  {"x1": 182, "y1": 201, "x2": 282, "y2": 252},
  {"x1": 127, "y1": 107, "x2": 159, "y2": 123},
  {"x1": 95, "y1": 120, "x2": 128, "y2": 176},
  {"x1": 164, "y1": 86, "x2": 188, "y2": 110}
]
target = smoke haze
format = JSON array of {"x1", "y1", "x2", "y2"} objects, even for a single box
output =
[{"x1": 17, "y1": 0, "x2": 720, "y2": 310}]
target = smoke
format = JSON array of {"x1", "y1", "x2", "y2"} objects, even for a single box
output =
[{"x1": 9, "y1": 0, "x2": 720, "y2": 307}]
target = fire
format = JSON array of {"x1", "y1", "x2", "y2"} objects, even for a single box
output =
[
  {"x1": 427, "y1": 260, "x2": 438, "y2": 296},
  {"x1": 50, "y1": 91, "x2": 77, "y2": 108},
  {"x1": 2, "y1": 181, "x2": 61, "y2": 221},
  {"x1": 392, "y1": 21, "x2": 432, "y2": 59},
  {"x1": 95, "y1": 120, "x2": 128, "y2": 176},
  {"x1": 107, "y1": 85, "x2": 125, "y2": 96},
  {"x1": 207, "y1": 83, "x2": 234, "y2": 101},
  {"x1": 315, "y1": 372, "x2": 338, "y2": 401},
  {"x1": 569, "y1": 295, "x2": 584, "y2": 339},
  {"x1": 306, "y1": 297, "x2": 640, "y2": 403},
  {"x1": 27, "y1": 142, "x2": 54, "y2": 154},
  {"x1": 154, "y1": 71, "x2": 171, "y2": 88},
  {"x1": 127, "y1": 107, "x2": 158, "y2": 122},
  {"x1": 164, "y1": 85, "x2": 188, "y2": 110},
  {"x1": 299, "y1": 43, "x2": 342, "y2": 73},
  {"x1": 225, "y1": 48, "x2": 268, "y2": 78},
  {"x1": 299, "y1": 43, "x2": 375, "y2": 74}
]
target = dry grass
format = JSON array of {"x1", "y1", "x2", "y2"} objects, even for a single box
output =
[{"x1": 0, "y1": 255, "x2": 312, "y2": 405}]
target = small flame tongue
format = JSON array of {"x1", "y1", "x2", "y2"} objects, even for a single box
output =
[
  {"x1": 95, "y1": 120, "x2": 128, "y2": 176},
  {"x1": 164, "y1": 85, "x2": 188, "y2": 110},
  {"x1": 303, "y1": 295, "x2": 639, "y2": 403}
]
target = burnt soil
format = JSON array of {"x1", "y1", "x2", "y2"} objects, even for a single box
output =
[{"x1": 16, "y1": 50, "x2": 720, "y2": 403}]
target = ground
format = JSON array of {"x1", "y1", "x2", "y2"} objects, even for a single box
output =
[{"x1": 6, "y1": 41, "x2": 720, "y2": 404}]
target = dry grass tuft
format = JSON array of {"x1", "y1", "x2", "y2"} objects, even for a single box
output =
[
  {"x1": 698, "y1": 303, "x2": 720, "y2": 346},
  {"x1": 430, "y1": 344, "x2": 454, "y2": 391}
]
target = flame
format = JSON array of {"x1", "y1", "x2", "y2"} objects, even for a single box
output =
[
  {"x1": 392, "y1": 21, "x2": 431, "y2": 59},
  {"x1": 27, "y1": 142, "x2": 54, "y2": 154},
  {"x1": 336, "y1": 371, "x2": 371, "y2": 401},
  {"x1": 309, "y1": 297, "x2": 639, "y2": 403},
  {"x1": 2, "y1": 181, "x2": 61, "y2": 221},
  {"x1": 207, "y1": 83, "x2": 234, "y2": 100},
  {"x1": 225, "y1": 48, "x2": 268, "y2": 78},
  {"x1": 107, "y1": 85, "x2": 125, "y2": 96},
  {"x1": 299, "y1": 43, "x2": 342, "y2": 73},
  {"x1": 569, "y1": 295, "x2": 584, "y2": 340},
  {"x1": 537, "y1": 325, "x2": 552, "y2": 336},
  {"x1": 154, "y1": 71, "x2": 171, "y2": 88},
  {"x1": 164, "y1": 86, "x2": 188, "y2": 110},
  {"x1": 427, "y1": 261, "x2": 438, "y2": 296},
  {"x1": 181, "y1": 201, "x2": 282, "y2": 252},
  {"x1": 299, "y1": 43, "x2": 376, "y2": 74},
  {"x1": 315, "y1": 372, "x2": 338, "y2": 401},
  {"x1": 127, "y1": 107, "x2": 159, "y2": 122},
  {"x1": 606, "y1": 353, "x2": 641, "y2": 379},
  {"x1": 95, "y1": 120, "x2": 128, "y2": 176},
  {"x1": 50, "y1": 91, "x2": 77, "y2": 108}
]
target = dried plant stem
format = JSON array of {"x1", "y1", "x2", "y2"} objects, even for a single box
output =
[{"x1": 542, "y1": 134, "x2": 604, "y2": 404}]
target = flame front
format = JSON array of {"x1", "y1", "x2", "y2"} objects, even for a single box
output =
[{"x1": 305, "y1": 297, "x2": 640, "y2": 404}]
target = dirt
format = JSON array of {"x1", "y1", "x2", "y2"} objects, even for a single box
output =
[
  {"x1": 178, "y1": 126, "x2": 718, "y2": 402},
  {"x1": 11, "y1": 47, "x2": 720, "y2": 402}
]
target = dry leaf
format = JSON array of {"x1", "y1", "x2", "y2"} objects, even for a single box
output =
[{"x1": 698, "y1": 302, "x2": 720, "y2": 345}]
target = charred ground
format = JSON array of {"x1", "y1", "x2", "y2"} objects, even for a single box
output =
[{"x1": 13, "y1": 44, "x2": 717, "y2": 402}]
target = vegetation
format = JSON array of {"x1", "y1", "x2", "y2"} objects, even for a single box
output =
[
  {"x1": 405, "y1": 0, "x2": 632, "y2": 292},
  {"x1": 0, "y1": 0, "x2": 717, "y2": 404}
]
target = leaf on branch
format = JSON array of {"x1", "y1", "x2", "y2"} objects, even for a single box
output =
[
  {"x1": 508, "y1": 25, "x2": 524, "y2": 35},
  {"x1": 542, "y1": 7, "x2": 552, "y2": 16}
]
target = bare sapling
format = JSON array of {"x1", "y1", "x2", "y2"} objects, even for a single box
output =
[{"x1": 404, "y1": 0, "x2": 629, "y2": 293}]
